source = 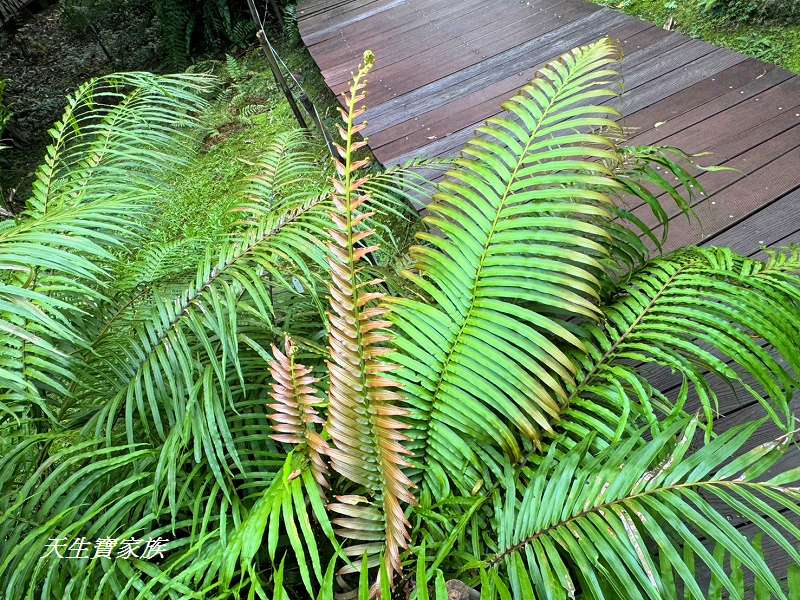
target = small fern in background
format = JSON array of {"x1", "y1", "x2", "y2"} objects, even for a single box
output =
[
  {"x1": 0, "y1": 79, "x2": 11, "y2": 154},
  {"x1": 154, "y1": 0, "x2": 256, "y2": 68},
  {"x1": 0, "y1": 79, "x2": 10, "y2": 136},
  {"x1": 224, "y1": 53, "x2": 246, "y2": 83}
]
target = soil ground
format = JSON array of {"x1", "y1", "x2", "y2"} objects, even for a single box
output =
[{"x1": 0, "y1": 1, "x2": 159, "y2": 201}]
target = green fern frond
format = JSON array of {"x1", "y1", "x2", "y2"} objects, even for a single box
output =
[
  {"x1": 488, "y1": 418, "x2": 800, "y2": 600},
  {"x1": 559, "y1": 247, "x2": 800, "y2": 455},
  {"x1": 235, "y1": 129, "x2": 327, "y2": 223},
  {"x1": 0, "y1": 72, "x2": 212, "y2": 419},
  {"x1": 387, "y1": 38, "x2": 628, "y2": 493},
  {"x1": 82, "y1": 195, "x2": 331, "y2": 461},
  {"x1": 25, "y1": 72, "x2": 213, "y2": 219}
]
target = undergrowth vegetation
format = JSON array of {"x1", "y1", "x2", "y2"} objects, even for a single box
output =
[
  {"x1": 0, "y1": 79, "x2": 9, "y2": 152},
  {"x1": 1, "y1": 36, "x2": 800, "y2": 599},
  {"x1": 703, "y1": 0, "x2": 800, "y2": 24},
  {"x1": 597, "y1": 0, "x2": 800, "y2": 72},
  {"x1": 61, "y1": 0, "x2": 293, "y2": 68}
]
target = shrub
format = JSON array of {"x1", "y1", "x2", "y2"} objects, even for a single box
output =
[{"x1": 1, "y1": 41, "x2": 800, "y2": 599}]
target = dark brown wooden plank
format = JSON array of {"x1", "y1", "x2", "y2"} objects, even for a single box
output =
[
  {"x1": 370, "y1": 18, "x2": 656, "y2": 162},
  {"x1": 318, "y1": 0, "x2": 540, "y2": 83},
  {"x1": 330, "y1": 1, "x2": 605, "y2": 103},
  {"x1": 380, "y1": 27, "x2": 736, "y2": 165},
  {"x1": 628, "y1": 74, "x2": 800, "y2": 148},
  {"x1": 309, "y1": 0, "x2": 488, "y2": 73},
  {"x1": 705, "y1": 188, "x2": 800, "y2": 254},
  {"x1": 367, "y1": 20, "x2": 662, "y2": 145},
  {"x1": 626, "y1": 115, "x2": 800, "y2": 228},
  {"x1": 620, "y1": 60, "x2": 789, "y2": 138},
  {"x1": 366, "y1": 7, "x2": 630, "y2": 140},
  {"x1": 614, "y1": 48, "x2": 746, "y2": 116},
  {"x1": 300, "y1": 0, "x2": 407, "y2": 45},
  {"x1": 664, "y1": 148, "x2": 800, "y2": 250}
]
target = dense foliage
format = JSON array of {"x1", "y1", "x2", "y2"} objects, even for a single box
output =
[
  {"x1": 1, "y1": 40, "x2": 800, "y2": 599},
  {"x1": 702, "y1": 0, "x2": 800, "y2": 24},
  {"x1": 0, "y1": 79, "x2": 9, "y2": 136},
  {"x1": 153, "y1": 0, "x2": 256, "y2": 67},
  {"x1": 61, "y1": 0, "x2": 271, "y2": 68},
  {"x1": 595, "y1": 0, "x2": 800, "y2": 73}
]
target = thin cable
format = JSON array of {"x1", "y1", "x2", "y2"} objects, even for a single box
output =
[
  {"x1": 259, "y1": 21, "x2": 333, "y2": 148},
  {"x1": 248, "y1": 0, "x2": 335, "y2": 156}
]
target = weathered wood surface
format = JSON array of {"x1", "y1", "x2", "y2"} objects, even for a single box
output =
[
  {"x1": 298, "y1": 0, "x2": 800, "y2": 583},
  {"x1": 298, "y1": 0, "x2": 800, "y2": 252}
]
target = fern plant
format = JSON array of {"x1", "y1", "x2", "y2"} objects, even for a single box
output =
[
  {"x1": 1, "y1": 41, "x2": 799, "y2": 600},
  {"x1": 0, "y1": 78, "x2": 10, "y2": 147},
  {"x1": 154, "y1": 0, "x2": 258, "y2": 68}
]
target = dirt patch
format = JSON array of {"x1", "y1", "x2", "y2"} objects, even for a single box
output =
[
  {"x1": 202, "y1": 121, "x2": 246, "y2": 151},
  {"x1": 0, "y1": 1, "x2": 160, "y2": 199}
]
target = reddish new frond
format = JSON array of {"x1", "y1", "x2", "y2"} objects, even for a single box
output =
[
  {"x1": 268, "y1": 335, "x2": 330, "y2": 489},
  {"x1": 323, "y1": 50, "x2": 416, "y2": 588}
]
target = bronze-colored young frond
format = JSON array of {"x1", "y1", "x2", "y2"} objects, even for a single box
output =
[
  {"x1": 323, "y1": 50, "x2": 416, "y2": 587},
  {"x1": 268, "y1": 335, "x2": 330, "y2": 489}
]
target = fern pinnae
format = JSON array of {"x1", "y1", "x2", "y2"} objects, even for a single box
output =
[
  {"x1": 268, "y1": 335, "x2": 330, "y2": 489},
  {"x1": 557, "y1": 247, "x2": 800, "y2": 456},
  {"x1": 83, "y1": 193, "x2": 330, "y2": 454},
  {"x1": 387, "y1": 38, "x2": 628, "y2": 493},
  {"x1": 487, "y1": 419, "x2": 800, "y2": 600},
  {"x1": 323, "y1": 50, "x2": 415, "y2": 588}
]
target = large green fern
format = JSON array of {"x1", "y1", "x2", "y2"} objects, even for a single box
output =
[{"x1": 1, "y1": 41, "x2": 799, "y2": 600}]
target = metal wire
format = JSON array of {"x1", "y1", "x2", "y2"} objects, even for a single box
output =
[{"x1": 252, "y1": 0, "x2": 334, "y2": 155}]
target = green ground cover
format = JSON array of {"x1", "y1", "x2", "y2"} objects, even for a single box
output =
[
  {"x1": 594, "y1": 0, "x2": 800, "y2": 72},
  {"x1": 148, "y1": 46, "x2": 334, "y2": 245}
]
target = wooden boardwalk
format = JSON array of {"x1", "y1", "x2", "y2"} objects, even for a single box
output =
[
  {"x1": 298, "y1": 0, "x2": 800, "y2": 256},
  {"x1": 298, "y1": 0, "x2": 800, "y2": 580}
]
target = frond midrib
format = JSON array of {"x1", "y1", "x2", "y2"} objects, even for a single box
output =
[
  {"x1": 486, "y1": 478, "x2": 783, "y2": 569},
  {"x1": 566, "y1": 262, "x2": 689, "y2": 407},
  {"x1": 103, "y1": 196, "x2": 326, "y2": 403},
  {"x1": 418, "y1": 63, "x2": 592, "y2": 467}
]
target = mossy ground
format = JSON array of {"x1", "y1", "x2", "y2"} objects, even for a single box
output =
[
  {"x1": 139, "y1": 38, "x2": 337, "y2": 245},
  {"x1": 593, "y1": 0, "x2": 800, "y2": 73}
]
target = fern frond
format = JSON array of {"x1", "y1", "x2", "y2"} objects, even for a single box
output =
[
  {"x1": 234, "y1": 129, "x2": 327, "y2": 223},
  {"x1": 559, "y1": 247, "x2": 800, "y2": 454},
  {"x1": 0, "y1": 72, "x2": 212, "y2": 419},
  {"x1": 225, "y1": 53, "x2": 245, "y2": 83},
  {"x1": 0, "y1": 195, "x2": 146, "y2": 411},
  {"x1": 488, "y1": 418, "x2": 800, "y2": 600},
  {"x1": 25, "y1": 72, "x2": 213, "y2": 219},
  {"x1": 219, "y1": 454, "x2": 335, "y2": 596},
  {"x1": 269, "y1": 335, "x2": 330, "y2": 489},
  {"x1": 116, "y1": 237, "x2": 208, "y2": 291},
  {"x1": 388, "y1": 39, "x2": 627, "y2": 493},
  {"x1": 323, "y1": 51, "x2": 415, "y2": 587},
  {"x1": 81, "y1": 195, "x2": 330, "y2": 467}
]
